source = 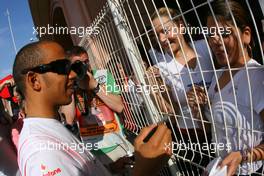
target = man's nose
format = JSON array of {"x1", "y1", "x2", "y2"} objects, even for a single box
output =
[{"x1": 69, "y1": 70, "x2": 77, "y2": 80}]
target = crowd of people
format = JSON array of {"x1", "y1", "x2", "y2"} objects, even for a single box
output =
[
  {"x1": 0, "y1": 0, "x2": 264, "y2": 176},
  {"x1": 145, "y1": 0, "x2": 264, "y2": 176}
]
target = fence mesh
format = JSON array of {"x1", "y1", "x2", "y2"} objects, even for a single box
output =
[{"x1": 80, "y1": 0, "x2": 264, "y2": 175}]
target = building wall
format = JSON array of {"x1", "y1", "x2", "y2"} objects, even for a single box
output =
[
  {"x1": 29, "y1": 0, "x2": 107, "y2": 48},
  {"x1": 28, "y1": 0, "x2": 159, "y2": 48}
]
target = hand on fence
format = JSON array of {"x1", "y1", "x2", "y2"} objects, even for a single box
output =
[
  {"x1": 219, "y1": 151, "x2": 242, "y2": 176},
  {"x1": 133, "y1": 124, "x2": 172, "y2": 176},
  {"x1": 145, "y1": 66, "x2": 174, "y2": 114},
  {"x1": 147, "y1": 66, "x2": 160, "y2": 74},
  {"x1": 187, "y1": 85, "x2": 208, "y2": 119},
  {"x1": 146, "y1": 66, "x2": 163, "y2": 85},
  {"x1": 0, "y1": 78, "x2": 15, "y2": 92}
]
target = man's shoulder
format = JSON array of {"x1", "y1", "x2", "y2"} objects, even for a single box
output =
[
  {"x1": 18, "y1": 120, "x2": 72, "y2": 156},
  {"x1": 18, "y1": 145, "x2": 89, "y2": 176},
  {"x1": 18, "y1": 132, "x2": 92, "y2": 171}
]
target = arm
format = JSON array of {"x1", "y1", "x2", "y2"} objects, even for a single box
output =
[
  {"x1": 87, "y1": 71, "x2": 124, "y2": 113},
  {"x1": 146, "y1": 66, "x2": 175, "y2": 114},
  {"x1": 96, "y1": 85, "x2": 123, "y2": 113},
  {"x1": 186, "y1": 85, "x2": 211, "y2": 131},
  {"x1": 0, "y1": 82, "x2": 6, "y2": 92},
  {"x1": 133, "y1": 124, "x2": 172, "y2": 176},
  {"x1": 0, "y1": 99, "x2": 13, "y2": 124},
  {"x1": 0, "y1": 124, "x2": 19, "y2": 175},
  {"x1": 220, "y1": 71, "x2": 264, "y2": 176},
  {"x1": 220, "y1": 109, "x2": 264, "y2": 176}
]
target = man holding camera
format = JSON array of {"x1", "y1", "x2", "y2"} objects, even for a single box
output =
[
  {"x1": 61, "y1": 46, "x2": 136, "y2": 174},
  {"x1": 15, "y1": 40, "x2": 172, "y2": 176}
]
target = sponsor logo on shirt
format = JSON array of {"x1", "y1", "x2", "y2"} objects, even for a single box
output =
[{"x1": 41, "y1": 164, "x2": 62, "y2": 176}]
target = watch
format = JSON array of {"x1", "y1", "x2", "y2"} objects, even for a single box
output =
[{"x1": 239, "y1": 149, "x2": 249, "y2": 163}]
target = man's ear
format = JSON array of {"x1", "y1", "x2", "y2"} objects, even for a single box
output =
[
  {"x1": 27, "y1": 72, "x2": 41, "y2": 91},
  {"x1": 242, "y1": 26, "x2": 251, "y2": 46}
]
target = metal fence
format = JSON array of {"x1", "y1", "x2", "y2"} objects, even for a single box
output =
[{"x1": 79, "y1": 0, "x2": 264, "y2": 175}]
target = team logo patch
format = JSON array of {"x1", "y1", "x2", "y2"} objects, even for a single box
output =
[{"x1": 41, "y1": 164, "x2": 62, "y2": 176}]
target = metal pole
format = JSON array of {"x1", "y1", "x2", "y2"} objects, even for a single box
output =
[{"x1": 6, "y1": 9, "x2": 17, "y2": 54}]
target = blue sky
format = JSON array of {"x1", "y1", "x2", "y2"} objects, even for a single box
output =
[{"x1": 0, "y1": 0, "x2": 35, "y2": 79}]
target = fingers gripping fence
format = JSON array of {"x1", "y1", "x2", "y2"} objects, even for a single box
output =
[{"x1": 79, "y1": 0, "x2": 264, "y2": 175}]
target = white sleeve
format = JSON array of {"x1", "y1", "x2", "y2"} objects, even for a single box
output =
[
  {"x1": 22, "y1": 149, "x2": 85, "y2": 176},
  {"x1": 251, "y1": 69, "x2": 264, "y2": 114}
]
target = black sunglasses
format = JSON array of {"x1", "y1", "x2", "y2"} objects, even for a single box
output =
[{"x1": 21, "y1": 59, "x2": 87, "y2": 80}]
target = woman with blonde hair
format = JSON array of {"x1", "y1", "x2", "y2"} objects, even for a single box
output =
[{"x1": 150, "y1": 6, "x2": 214, "y2": 174}]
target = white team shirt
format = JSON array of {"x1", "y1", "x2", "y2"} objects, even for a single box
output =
[
  {"x1": 149, "y1": 40, "x2": 214, "y2": 129},
  {"x1": 206, "y1": 59, "x2": 264, "y2": 174},
  {"x1": 18, "y1": 118, "x2": 111, "y2": 176}
]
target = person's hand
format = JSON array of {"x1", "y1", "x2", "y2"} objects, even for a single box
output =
[
  {"x1": 187, "y1": 85, "x2": 207, "y2": 119},
  {"x1": 146, "y1": 66, "x2": 160, "y2": 80},
  {"x1": 0, "y1": 78, "x2": 15, "y2": 91},
  {"x1": 108, "y1": 156, "x2": 135, "y2": 174},
  {"x1": 77, "y1": 72, "x2": 98, "y2": 91},
  {"x1": 4, "y1": 78, "x2": 15, "y2": 87},
  {"x1": 147, "y1": 66, "x2": 160, "y2": 76},
  {"x1": 146, "y1": 66, "x2": 164, "y2": 89},
  {"x1": 86, "y1": 72, "x2": 98, "y2": 90},
  {"x1": 133, "y1": 124, "x2": 172, "y2": 176},
  {"x1": 219, "y1": 151, "x2": 242, "y2": 176}
]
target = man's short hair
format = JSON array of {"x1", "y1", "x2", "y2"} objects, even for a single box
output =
[
  {"x1": 66, "y1": 46, "x2": 87, "y2": 58},
  {"x1": 12, "y1": 41, "x2": 51, "y2": 99}
]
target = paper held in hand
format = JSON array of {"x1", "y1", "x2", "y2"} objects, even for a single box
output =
[{"x1": 203, "y1": 157, "x2": 227, "y2": 176}]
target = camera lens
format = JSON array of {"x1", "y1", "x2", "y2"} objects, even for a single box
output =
[{"x1": 71, "y1": 61, "x2": 87, "y2": 80}]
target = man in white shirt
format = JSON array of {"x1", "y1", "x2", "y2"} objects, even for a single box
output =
[{"x1": 13, "y1": 40, "x2": 172, "y2": 176}]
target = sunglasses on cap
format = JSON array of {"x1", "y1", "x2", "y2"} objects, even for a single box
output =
[{"x1": 21, "y1": 59, "x2": 87, "y2": 80}]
